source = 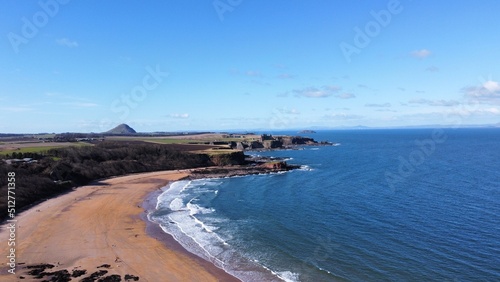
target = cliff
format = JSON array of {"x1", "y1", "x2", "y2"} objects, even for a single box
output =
[
  {"x1": 230, "y1": 134, "x2": 331, "y2": 150},
  {"x1": 208, "y1": 151, "x2": 246, "y2": 166}
]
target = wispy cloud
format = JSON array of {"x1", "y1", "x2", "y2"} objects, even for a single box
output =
[
  {"x1": 44, "y1": 92, "x2": 99, "y2": 107},
  {"x1": 426, "y1": 66, "x2": 439, "y2": 72},
  {"x1": 168, "y1": 113, "x2": 190, "y2": 119},
  {"x1": 452, "y1": 107, "x2": 500, "y2": 116},
  {"x1": 273, "y1": 63, "x2": 287, "y2": 69},
  {"x1": 276, "y1": 73, "x2": 296, "y2": 79},
  {"x1": 409, "y1": 98, "x2": 460, "y2": 107},
  {"x1": 231, "y1": 69, "x2": 263, "y2": 77},
  {"x1": 0, "y1": 106, "x2": 33, "y2": 112},
  {"x1": 365, "y1": 103, "x2": 391, "y2": 107},
  {"x1": 292, "y1": 85, "x2": 341, "y2": 98},
  {"x1": 56, "y1": 38, "x2": 79, "y2": 48},
  {"x1": 410, "y1": 49, "x2": 432, "y2": 58},
  {"x1": 245, "y1": 70, "x2": 262, "y2": 77},
  {"x1": 63, "y1": 102, "x2": 99, "y2": 108},
  {"x1": 335, "y1": 93, "x2": 356, "y2": 99},
  {"x1": 284, "y1": 108, "x2": 300, "y2": 115},
  {"x1": 273, "y1": 107, "x2": 300, "y2": 117},
  {"x1": 323, "y1": 113, "x2": 363, "y2": 120},
  {"x1": 462, "y1": 80, "x2": 500, "y2": 104}
]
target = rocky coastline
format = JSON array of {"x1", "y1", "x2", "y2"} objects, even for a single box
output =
[
  {"x1": 228, "y1": 134, "x2": 334, "y2": 151},
  {"x1": 188, "y1": 155, "x2": 300, "y2": 180}
]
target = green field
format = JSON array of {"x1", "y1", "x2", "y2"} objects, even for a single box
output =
[
  {"x1": 201, "y1": 149, "x2": 240, "y2": 155},
  {"x1": 141, "y1": 138, "x2": 201, "y2": 144},
  {"x1": 0, "y1": 142, "x2": 92, "y2": 156},
  {"x1": 106, "y1": 137, "x2": 200, "y2": 144}
]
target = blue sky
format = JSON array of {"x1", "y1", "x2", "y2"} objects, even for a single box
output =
[{"x1": 1, "y1": 0, "x2": 500, "y2": 133}]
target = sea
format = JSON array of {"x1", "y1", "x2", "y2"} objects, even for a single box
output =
[{"x1": 148, "y1": 128, "x2": 500, "y2": 282}]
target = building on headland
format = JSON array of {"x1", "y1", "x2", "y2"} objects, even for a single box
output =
[{"x1": 260, "y1": 134, "x2": 274, "y2": 141}]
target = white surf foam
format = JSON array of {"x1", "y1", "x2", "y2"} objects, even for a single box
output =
[{"x1": 151, "y1": 178, "x2": 298, "y2": 282}]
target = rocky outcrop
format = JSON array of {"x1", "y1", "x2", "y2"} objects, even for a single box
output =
[
  {"x1": 208, "y1": 151, "x2": 246, "y2": 166},
  {"x1": 261, "y1": 161, "x2": 288, "y2": 170},
  {"x1": 229, "y1": 134, "x2": 331, "y2": 150},
  {"x1": 263, "y1": 140, "x2": 283, "y2": 149}
]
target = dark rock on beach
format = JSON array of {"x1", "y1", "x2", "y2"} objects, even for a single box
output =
[
  {"x1": 98, "y1": 274, "x2": 122, "y2": 282},
  {"x1": 72, "y1": 269, "x2": 87, "y2": 277},
  {"x1": 124, "y1": 274, "x2": 139, "y2": 281},
  {"x1": 81, "y1": 270, "x2": 109, "y2": 282}
]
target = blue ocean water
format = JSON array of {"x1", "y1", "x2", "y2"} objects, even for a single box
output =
[{"x1": 149, "y1": 128, "x2": 500, "y2": 281}]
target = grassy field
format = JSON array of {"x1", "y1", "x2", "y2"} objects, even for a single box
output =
[
  {"x1": 106, "y1": 136, "x2": 198, "y2": 144},
  {"x1": 0, "y1": 142, "x2": 92, "y2": 156},
  {"x1": 199, "y1": 149, "x2": 240, "y2": 155},
  {"x1": 141, "y1": 138, "x2": 201, "y2": 144}
]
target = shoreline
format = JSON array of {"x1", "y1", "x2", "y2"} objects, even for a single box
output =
[
  {"x1": 141, "y1": 183, "x2": 240, "y2": 282},
  {"x1": 148, "y1": 172, "x2": 294, "y2": 282},
  {"x1": 0, "y1": 170, "x2": 241, "y2": 282}
]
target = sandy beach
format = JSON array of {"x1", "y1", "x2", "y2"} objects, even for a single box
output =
[{"x1": 0, "y1": 170, "x2": 240, "y2": 281}]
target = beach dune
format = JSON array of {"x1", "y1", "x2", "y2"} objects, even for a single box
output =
[{"x1": 0, "y1": 170, "x2": 239, "y2": 281}]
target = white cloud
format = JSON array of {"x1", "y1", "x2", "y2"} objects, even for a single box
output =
[
  {"x1": 56, "y1": 38, "x2": 79, "y2": 48},
  {"x1": 284, "y1": 108, "x2": 300, "y2": 115},
  {"x1": 323, "y1": 113, "x2": 362, "y2": 120},
  {"x1": 335, "y1": 93, "x2": 356, "y2": 99},
  {"x1": 409, "y1": 98, "x2": 460, "y2": 107},
  {"x1": 446, "y1": 107, "x2": 500, "y2": 117},
  {"x1": 411, "y1": 49, "x2": 432, "y2": 58},
  {"x1": 484, "y1": 80, "x2": 500, "y2": 92},
  {"x1": 462, "y1": 80, "x2": 500, "y2": 103},
  {"x1": 287, "y1": 85, "x2": 354, "y2": 99},
  {"x1": 292, "y1": 85, "x2": 341, "y2": 98},
  {"x1": 365, "y1": 103, "x2": 391, "y2": 107},
  {"x1": 168, "y1": 113, "x2": 189, "y2": 119}
]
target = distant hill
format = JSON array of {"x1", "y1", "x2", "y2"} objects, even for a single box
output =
[{"x1": 105, "y1": 124, "x2": 137, "y2": 135}]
